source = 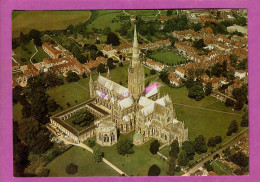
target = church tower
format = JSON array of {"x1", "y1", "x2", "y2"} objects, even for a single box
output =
[{"x1": 128, "y1": 25, "x2": 145, "y2": 100}]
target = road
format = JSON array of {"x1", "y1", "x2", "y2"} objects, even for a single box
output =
[
  {"x1": 29, "y1": 45, "x2": 38, "y2": 64},
  {"x1": 183, "y1": 128, "x2": 248, "y2": 176}
]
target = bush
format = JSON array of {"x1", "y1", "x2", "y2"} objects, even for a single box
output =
[
  {"x1": 66, "y1": 71, "x2": 80, "y2": 82},
  {"x1": 176, "y1": 166, "x2": 181, "y2": 172},
  {"x1": 93, "y1": 148, "x2": 102, "y2": 162},
  {"x1": 116, "y1": 139, "x2": 134, "y2": 155},
  {"x1": 149, "y1": 140, "x2": 160, "y2": 154},
  {"x1": 148, "y1": 164, "x2": 161, "y2": 176},
  {"x1": 150, "y1": 69, "x2": 156, "y2": 75},
  {"x1": 66, "y1": 163, "x2": 78, "y2": 174},
  {"x1": 87, "y1": 139, "x2": 96, "y2": 148}
]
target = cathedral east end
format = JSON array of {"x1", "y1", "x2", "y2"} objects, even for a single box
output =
[{"x1": 90, "y1": 26, "x2": 188, "y2": 146}]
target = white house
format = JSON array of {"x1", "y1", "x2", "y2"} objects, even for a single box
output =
[{"x1": 235, "y1": 70, "x2": 247, "y2": 79}]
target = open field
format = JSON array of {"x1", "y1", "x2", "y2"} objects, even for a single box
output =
[
  {"x1": 32, "y1": 46, "x2": 50, "y2": 63},
  {"x1": 93, "y1": 132, "x2": 168, "y2": 176},
  {"x1": 12, "y1": 10, "x2": 91, "y2": 37},
  {"x1": 86, "y1": 10, "x2": 123, "y2": 32},
  {"x1": 150, "y1": 51, "x2": 186, "y2": 65},
  {"x1": 47, "y1": 82, "x2": 90, "y2": 114},
  {"x1": 13, "y1": 40, "x2": 35, "y2": 65},
  {"x1": 211, "y1": 160, "x2": 234, "y2": 175},
  {"x1": 46, "y1": 146, "x2": 119, "y2": 177}
]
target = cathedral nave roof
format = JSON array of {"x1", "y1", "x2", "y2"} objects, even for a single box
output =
[{"x1": 97, "y1": 75, "x2": 129, "y2": 95}]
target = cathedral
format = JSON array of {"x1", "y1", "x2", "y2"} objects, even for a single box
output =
[{"x1": 90, "y1": 26, "x2": 188, "y2": 146}]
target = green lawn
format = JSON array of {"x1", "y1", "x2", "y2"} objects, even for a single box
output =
[
  {"x1": 87, "y1": 10, "x2": 123, "y2": 32},
  {"x1": 46, "y1": 146, "x2": 119, "y2": 177},
  {"x1": 32, "y1": 46, "x2": 50, "y2": 63},
  {"x1": 47, "y1": 82, "x2": 90, "y2": 114},
  {"x1": 150, "y1": 51, "x2": 186, "y2": 65},
  {"x1": 12, "y1": 10, "x2": 91, "y2": 37},
  {"x1": 211, "y1": 160, "x2": 234, "y2": 175},
  {"x1": 13, "y1": 40, "x2": 35, "y2": 65},
  {"x1": 65, "y1": 117, "x2": 94, "y2": 132},
  {"x1": 93, "y1": 132, "x2": 169, "y2": 176}
]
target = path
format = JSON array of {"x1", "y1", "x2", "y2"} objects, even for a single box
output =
[
  {"x1": 74, "y1": 82, "x2": 89, "y2": 92},
  {"x1": 30, "y1": 45, "x2": 38, "y2": 64},
  {"x1": 172, "y1": 102, "x2": 242, "y2": 116},
  {"x1": 76, "y1": 143, "x2": 128, "y2": 176},
  {"x1": 46, "y1": 124, "x2": 128, "y2": 176},
  {"x1": 183, "y1": 128, "x2": 248, "y2": 176}
]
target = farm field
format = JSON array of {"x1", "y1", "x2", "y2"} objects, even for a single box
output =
[
  {"x1": 46, "y1": 146, "x2": 119, "y2": 177},
  {"x1": 150, "y1": 51, "x2": 186, "y2": 65},
  {"x1": 12, "y1": 10, "x2": 91, "y2": 37}
]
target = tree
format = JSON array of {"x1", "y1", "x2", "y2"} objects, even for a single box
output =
[
  {"x1": 230, "y1": 120, "x2": 238, "y2": 133},
  {"x1": 66, "y1": 163, "x2": 78, "y2": 174},
  {"x1": 178, "y1": 151, "x2": 189, "y2": 166},
  {"x1": 205, "y1": 82, "x2": 213, "y2": 96},
  {"x1": 207, "y1": 137, "x2": 216, "y2": 148},
  {"x1": 148, "y1": 164, "x2": 161, "y2": 176},
  {"x1": 182, "y1": 141, "x2": 196, "y2": 160},
  {"x1": 119, "y1": 62, "x2": 123, "y2": 67},
  {"x1": 159, "y1": 71, "x2": 170, "y2": 84},
  {"x1": 169, "y1": 139, "x2": 179, "y2": 158},
  {"x1": 193, "y1": 39, "x2": 206, "y2": 50},
  {"x1": 13, "y1": 86, "x2": 23, "y2": 104},
  {"x1": 103, "y1": 27, "x2": 111, "y2": 35},
  {"x1": 66, "y1": 71, "x2": 80, "y2": 82},
  {"x1": 225, "y1": 98, "x2": 235, "y2": 107},
  {"x1": 166, "y1": 158, "x2": 176, "y2": 176},
  {"x1": 107, "y1": 58, "x2": 116, "y2": 70},
  {"x1": 149, "y1": 140, "x2": 160, "y2": 154},
  {"x1": 70, "y1": 109, "x2": 95, "y2": 127},
  {"x1": 204, "y1": 160, "x2": 214, "y2": 172},
  {"x1": 31, "y1": 128, "x2": 53, "y2": 154},
  {"x1": 97, "y1": 63, "x2": 107, "y2": 73},
  {"x1": 188, "y1": 84, "x2": 205, "y2": 101},
  {"x1": 215, "y1": 136, "x2": 222, "y2": 144},
  {"x1": 22, "y1": 102, "x2": 31, "y2": 119},
  {"x1": 35, "y1": 166, "x2": 50, "y2": 177},
  {"x1": 150, "y1": 69, "x2": 156, "y2": 75},
  {"x1": 13, "y1": 142, "x2": 29, "y2": 177},
  {"x1": 47, "y1": 98, "x2": 59, "y2": 113},
  {"x1": 30, "y1": 88, "x2": 49, "y2": 121},
  {"x1": 87, "y1": 139, "x2": 96, "y2": 148},
  {"x1": 229, "y1": 151, "x2": 249, "y2": 168},
  {"x1": 241, "y1": 109, "x2": 248, "y2": 127},
  {"x1": 107, "y1": 32, "x2": 120, "y2": 46},
  {"x1": 116, "y1": 139, "x2": 134, "y2": 155},
  {"x1": 18, "y1": 117, "x2": 40, "y2": 146},
  {"x1": 82, "y1": 72, "x2": 87, "y2": 78},
  {"x1": 194, "y1": 135, "x2": 208, "y2": 154},
  {"x1": 93, "y1": 148, "x2": 103, "y2": 162}
]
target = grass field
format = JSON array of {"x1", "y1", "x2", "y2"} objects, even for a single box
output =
[
  {"x1": 46, "y1": 146, "x2": 119, "y2": 177},
  {"x1": 87, "y1": 10, "x2": 123, "y2": 32},
  {"x1": 32, "y1": 46, "x2": 50, "y2": 63},
  {"x1": 158, "y1": 83, "x2": 243, "y2": 141},
  {"x1": 47, "y1": 82, "x2": 90, "y2": 114},
  {"x1": 92, "y1": 131, "x2": 169, "y2": 176},
  {"x1": 12, "y1": 10, "x2": 91, "y2": 37},
  {"x1": 211, "y1": 160, "x2": 234, "y2": 175},
  {"x1": 13, "y1": 40, "x2": 35, "y2": 65},
  {"x1": 150, "y1": 51, "x2": 186, "y2": 65}
]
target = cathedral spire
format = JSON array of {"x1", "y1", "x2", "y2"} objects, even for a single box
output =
[
  {"x1": 132, "y1": 25, "x2": 139, "y2": 62},
  {"x1": 107, "y1": 68, "x2": 111, "y2": 79}
]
